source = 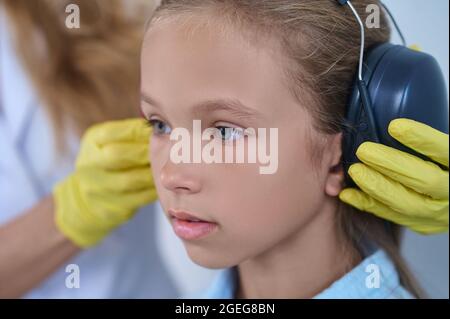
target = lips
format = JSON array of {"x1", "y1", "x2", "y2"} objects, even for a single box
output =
[{"x1": 168, "y1": 209, "x2": 218, "y2": 240}]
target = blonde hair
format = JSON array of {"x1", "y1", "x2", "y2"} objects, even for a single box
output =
[
  {"x1": 149, "y1": 0, "x2": 423, "y2": 298},
  {"x1": 2, "y1": 0, "x2": 155, "y2": 149}
]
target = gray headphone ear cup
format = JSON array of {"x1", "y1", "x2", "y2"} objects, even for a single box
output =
[
  {"x1": 342, "y1": 43, "x2": 392, "y2": 186},
  {"x1": 343, "y1": 43, "x2": 449, "y2": 187},
  {"x1": 367, "y1": 45, "x2": 449, "y2": 156}
]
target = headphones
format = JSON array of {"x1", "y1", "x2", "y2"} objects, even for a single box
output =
[{"x1": 336, "y1": 0, "x2": 449, "y2": 187}]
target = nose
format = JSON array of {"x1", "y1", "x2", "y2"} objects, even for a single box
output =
[{"x1": 160, "y1": 160, "x2": 202, "y2": 195}]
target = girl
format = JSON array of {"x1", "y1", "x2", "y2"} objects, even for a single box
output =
[{"x1": 141, "y1": 0, "x2": 423, "y2": 298}]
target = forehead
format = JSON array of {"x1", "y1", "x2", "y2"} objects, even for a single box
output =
[{"x1": 140, "y1": 17, "x2": 297, "y2": 116}]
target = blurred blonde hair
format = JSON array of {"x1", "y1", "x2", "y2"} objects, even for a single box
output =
[{"x1": 2, "y1": 0, "x2": 155, "y2": 149}]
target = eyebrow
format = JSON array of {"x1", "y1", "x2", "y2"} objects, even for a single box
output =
[{"x1": 141, "y1": 92, "x2": 263, "y2": 121}]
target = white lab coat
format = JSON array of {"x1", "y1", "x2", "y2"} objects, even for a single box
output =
[{"x1": 0, "y1": 8, "x2": 177, "y2": 298}]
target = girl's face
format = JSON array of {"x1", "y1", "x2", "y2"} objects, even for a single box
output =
[{"x1": 141, "y1": 18, "x2": 343, "y2": 269}]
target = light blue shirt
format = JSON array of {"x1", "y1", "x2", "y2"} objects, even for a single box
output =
[
  {"x1": 0, "y1": 7, "x2": 177, "y2": 298},
  {"x1": 201, "y1": 250, "x2": 414, "y2": 299}
]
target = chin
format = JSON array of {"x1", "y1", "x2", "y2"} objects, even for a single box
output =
[{"x1": 184, "y1": 243, "x2": 241, "y2": 269}]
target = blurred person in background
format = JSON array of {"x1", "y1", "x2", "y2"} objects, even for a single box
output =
[{"x1": 0, "y1": 0, "x2": 177, "y2": 298}]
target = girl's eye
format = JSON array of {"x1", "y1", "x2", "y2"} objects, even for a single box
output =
[
  {"x1": 216, "y1": 126, "x2": 244, "y2": 141},
  {"x1": 147, "y1": 119, "x2": 172, "y2": 135}
]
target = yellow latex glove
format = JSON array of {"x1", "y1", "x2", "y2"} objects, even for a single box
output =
[
  {"x1": 53, "y1": 118, "x2": 156, "y2": 247},
  {"x1": 339, "y1": 119, "x2": 449, "y2": 235}
]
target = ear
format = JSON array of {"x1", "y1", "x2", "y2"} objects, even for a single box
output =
[{"x1": 324, "y1": 133, "x2": 345, "y2": 197}]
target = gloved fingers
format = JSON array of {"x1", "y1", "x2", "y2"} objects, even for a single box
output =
[
  {"x1": 356, "y1": 142, "x2": 449, "y2": 199},
  {"x1": 120, "y1": 187, "x2": 158, "y2": 210},
  {"x1": 339, "y1": 188, "x2": 406, "y2": 223},
  {"x1": 348, "y1": 163, "x2": 448, "y2": 219},
  {"x1": 53, "y1": 173, "x2": 157, "y2": 248},
  {"x1": 411, "y1": 224, "x2": 449, "y2": 235},
  {"x1": 79, "y1": 167, "x2": 154, "y2": 194},
  {"x1": 77, "y1": 142, "x2": 150, "y2": 170},
  {"x1": 339, "y1": 188, "x2": 448, "y2": 234},
  {"x1": 90, "y1": 187, "x2": 158, "y2": 215},
  {"x1": 83, "y1": 118, "x2": 151, "y2": 146},
  {"x1": 388, "y1": 118, "x2": 449, "y2": 168}
]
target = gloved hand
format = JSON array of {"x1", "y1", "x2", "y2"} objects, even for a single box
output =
[
  {"x1": 339, "y1": 119, "x2": 449, "y2": 235},
  {"x1": 53, "y1": 118, "x2": 156, "y2": 247}
]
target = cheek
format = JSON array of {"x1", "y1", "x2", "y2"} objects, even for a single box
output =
[
  {"x1": 215, "y1": 131, "x2": 325, "y2": 255},
  {"x1": 149, "y1": 136, "x2": 169, "y2": 199}
]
